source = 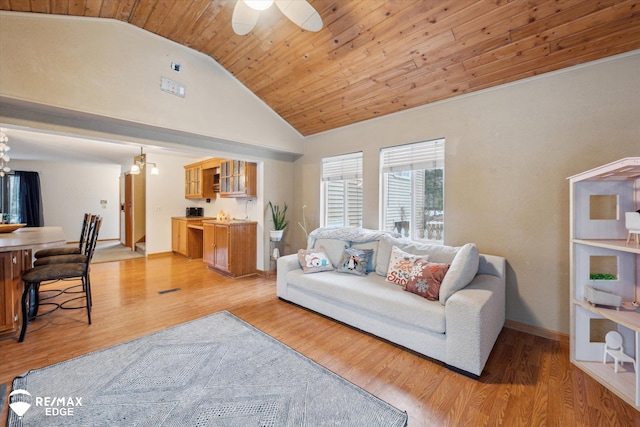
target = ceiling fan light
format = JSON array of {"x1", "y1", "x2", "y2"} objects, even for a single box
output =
[
  {"x1": 130, "y1": 164, "x2": 140, "y2": 175},
  {"x1": 244, "y1": 0, "x2": 274, "y2": 11},
  {"x1": 232, "y1": 0, "x2": 260, "y2": 35},
  {"x1": 300, "y1": 13, "x2": 323, "y2": 32},
  {"x1": 150, "y1": 165, "x2": 159, "y2": 175},
  {"x1": 275, "y1": 0, "x2": 322, "y2": 32}
]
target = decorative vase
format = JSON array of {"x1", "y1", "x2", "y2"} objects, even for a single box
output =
[{"x1": 270, "y1": 229, "x2": 284, "y2": 241}]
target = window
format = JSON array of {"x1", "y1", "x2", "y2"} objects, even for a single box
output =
[
  {"x1": 380, "y1": 139, "x2": 444, "y2": 241},
  {"x1": 321, "y1": 152, "x2": 363, "y2": 227},
  {"x1": 0, "y1": 171, "x2": 44, "y2": 226},
  {"x1": 0, "y1": 174, "x2": 20, "y2": 223}
]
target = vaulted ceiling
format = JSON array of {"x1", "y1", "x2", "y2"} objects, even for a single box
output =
[{"x1": 2, "y1": 0, "x2": 639, "y2": 136}]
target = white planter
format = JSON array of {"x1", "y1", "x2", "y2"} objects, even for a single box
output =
[{"x1": 270, "y1": 230, "x2": 284, "y2": 241}]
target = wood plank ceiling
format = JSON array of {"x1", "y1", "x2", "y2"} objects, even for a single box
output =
[{"x1": 2, "y1": 0, "x2": 639, "y2": 136}]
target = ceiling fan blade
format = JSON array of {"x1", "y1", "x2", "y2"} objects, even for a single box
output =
[
  {"x1": 232, "y1": 1, "x2": 260, "y2": 35},
  {"x1": 275, "y1": 0, "x2": 323, "y2": 32}
]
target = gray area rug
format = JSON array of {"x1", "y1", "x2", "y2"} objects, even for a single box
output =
[{"x1": 8, "y1": 311, "x2": 407, "y2": 426}]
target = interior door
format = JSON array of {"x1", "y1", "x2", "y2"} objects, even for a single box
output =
[{"x1": 124, "y1": 173, "x2": 133, "y2": 250}]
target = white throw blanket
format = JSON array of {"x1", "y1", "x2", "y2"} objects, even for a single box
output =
[{"x1": 307, "y1": 227, "x2": 401, "y2": 249}]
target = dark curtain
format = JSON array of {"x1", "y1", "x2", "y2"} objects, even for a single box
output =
[{"x1": 16, "y1": 171, "x2": 44, "y2": 227}]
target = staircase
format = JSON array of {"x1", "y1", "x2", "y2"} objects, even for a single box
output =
[{"x1": 135, "y1": 242, "x2": 146, "y2": 256}]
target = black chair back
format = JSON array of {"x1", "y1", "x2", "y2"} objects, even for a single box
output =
[{"x1": 83, "y1": 215, "x2": 102, "y2": 263}]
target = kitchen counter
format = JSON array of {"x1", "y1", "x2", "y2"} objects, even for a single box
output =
[
  {"x1": 0, "y1": 226, "x2": 66, "y2": 252},
  {"x1": 202, "y1": 219, "x2": 258, "y2": 225}
]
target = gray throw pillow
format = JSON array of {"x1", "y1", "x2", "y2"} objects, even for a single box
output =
[
  {"x1": 438, "y1": 243, "x2": 479, "y2": 304},
  {"x1": 336, "y1": 248, "x2": 373, "y2": 276}
]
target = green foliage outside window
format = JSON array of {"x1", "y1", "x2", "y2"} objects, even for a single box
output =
[
  {"x1": 424, "y1": 169, "x2": 443, "y2": 211},
  {"x1": 589, "y1": 273, "x2": 617, "y2": 280}
]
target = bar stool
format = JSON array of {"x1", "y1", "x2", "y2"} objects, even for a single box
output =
[
  {"x1": 33, "y1": 214, "x2": 99, "y2": 267},
  {"x1": 19, "y1": 216, "x2": 101, "y2": 342},
  {"x1": 34, "y1": 213, "x2": 92, "y2": 258}
]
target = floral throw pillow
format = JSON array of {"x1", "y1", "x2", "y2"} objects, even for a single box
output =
[
  {"x1": 405, "y1": 259, "x2": 450, "y2": 300},
  {"x1": 298, "y1": 248, "x2": 334, "y2": 273},
  {"x1": 386, "y1": 246, "x2": 428, "y2": 286},
  {"x1": 336, "y1": 248, "x2": 373, "y2": 276}
]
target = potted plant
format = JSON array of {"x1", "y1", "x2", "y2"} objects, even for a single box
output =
[{"x1": 268, "y1": 201, "x2": 288, "y2": 241}]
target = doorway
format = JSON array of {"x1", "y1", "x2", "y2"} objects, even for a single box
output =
[{"x1": 123, "y1": 163, "x2": 146, "y2": 252}]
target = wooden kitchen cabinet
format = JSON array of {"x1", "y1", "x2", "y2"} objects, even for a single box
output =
[
  {"x1": 203, "y1": 220, "x2": 257, "y2": 277},
  {"x1": 219, "y1": 160, "x2": 257, "y2": 198},
  {"x1": 0, "y1": 249, "x2": 32, "y2": 339},
  {"x1": 184, "y1": 158, "x2": 222, "y2": 200},
  {"x1": 212, "y1": 223, "x2": 229, "y2": 273},
  {"x1": 202, "y1": 222, "x2": 215, "y2": 265},
  {"x1": 184, "y1": 163, "x2": 203, "y2": 199},
  {"x1": 185, "y1": 158, "x2": 253, "y2": 200},
  {"x1": 171, "y1": 217, "x2": 214, "y2": 259},
  {"x1": 172, "y1": 218, "x2": 188, "y2": 256}
]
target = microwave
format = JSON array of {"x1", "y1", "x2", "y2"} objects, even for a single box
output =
[{"x1": 186, "y1": 207, "x2": 203, "y2": 217}]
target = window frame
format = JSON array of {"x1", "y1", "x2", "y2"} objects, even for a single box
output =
[
  {"x1": 379, "y1": 139, "x2": 444, "y2": 242},
  {"x1": 320, "y1": 152, "x2": 363, "y2": 228},
  {"x1": 0, "y1": 173, "x2": 19, "y2": 224}
]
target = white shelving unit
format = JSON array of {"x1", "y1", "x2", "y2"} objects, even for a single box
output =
[{"x1": 569, "y1": 157, "x2": 640, "y2": 410}]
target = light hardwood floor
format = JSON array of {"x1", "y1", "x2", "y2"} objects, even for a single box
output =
[{"x1": 1, "y1": 254, "x2": 638, "y2": 426}]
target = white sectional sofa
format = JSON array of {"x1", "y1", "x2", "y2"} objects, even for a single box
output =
[{"x1": 277, "y1": 227, "x2": 506, "y2": 377}]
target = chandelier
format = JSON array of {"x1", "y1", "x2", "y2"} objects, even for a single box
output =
[
  {"x1": 0, "y1": 129, "x2": 11, "y2": 177},
  {"x1": 130, "y1": 147, "x2": 159, "y2": 175}
]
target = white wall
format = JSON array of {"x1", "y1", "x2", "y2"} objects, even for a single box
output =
[
  {"x1": 9, "y1": 159, "x2": 121, "y2": 241},
  {"x1": 0, "y1": 11, "x2": 304, "y2": 156},
  {"x1": 294, "y1": 51, "x2": 640, "y2": 335}
]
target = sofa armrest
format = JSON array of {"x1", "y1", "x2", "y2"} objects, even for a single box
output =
[
  {"x1": 277, "y1": 254, "x2": 301, "y2": 299},
  {"x1": 444, "y1": 271, "x2": 506, "y2": 376},
  {"x1": 477, "y1": 254, "x2": 506, "y2": 279}
]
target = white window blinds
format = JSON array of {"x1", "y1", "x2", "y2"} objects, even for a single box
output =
[
  {"x1": 322, "y1": 152, "x2": 363, "y2": 181},
  {"x1": 381, "y1": 139, "x2": 444, "y2": 173}
]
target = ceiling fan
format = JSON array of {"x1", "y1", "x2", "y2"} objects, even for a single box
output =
[{"x1": 232, "y1": 0, "x2": 323, "y2": 35}]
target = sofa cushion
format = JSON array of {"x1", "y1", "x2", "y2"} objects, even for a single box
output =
[
  {"x1": 375, "y1": 235, "x2": 459, "y2": 276},
  {"x1": 404, "y1": 260, "x2": 450, "y2": 301},
  {"x1": 350, "y1": 241, "x2": 378, "y2": 272},
  {"x1": 336, "y1": 248, "x2": 373, "y2": 276},
  {"x1": 313, "y1": 238, "x2": 350, "y2": 267},
  {"x1": 286, "y1": 269, "x2": 446, "y2": 334},
  {"x1": 438, "y1": 243, "x2": 479, "y2": 304},
  {"x1": 297, "y1": 248, "x2": 333, "y2": 273},
  {"x1": 385, "y1": 246, "x2": 428, "y2": 286}
]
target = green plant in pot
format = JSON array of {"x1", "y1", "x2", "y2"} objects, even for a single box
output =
[{"x1": 268, "y1": 201, "x2": 288, "y2": 241}]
